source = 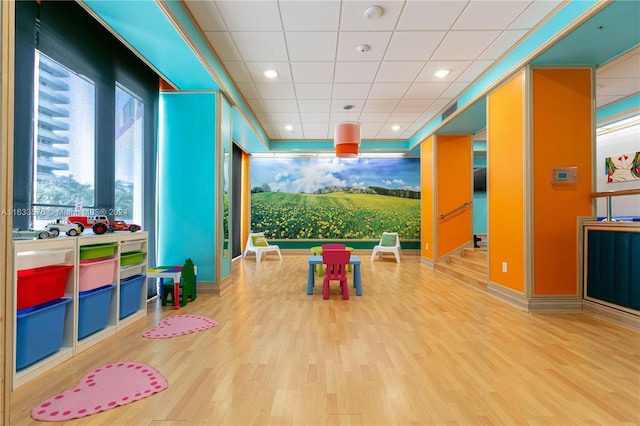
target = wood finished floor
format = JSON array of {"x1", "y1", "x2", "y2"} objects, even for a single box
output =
[{"x1": 9, "y1": 253, "x2": 640, "y2": 425}]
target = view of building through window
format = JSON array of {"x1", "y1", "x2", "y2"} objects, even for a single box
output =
[
  {"x1": 32, "y1": 51, "x2": 95, "y2": 228},
  {"x1": 115, "y1": 84, "x2": 144, "y2": 224},
  {"x1": 31, "y1": 52, "x2": 144, "y2": 229}
]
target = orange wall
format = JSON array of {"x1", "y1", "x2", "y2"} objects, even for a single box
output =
[
  {"x1": 421, "y1": 136, "x2": 434, "y2": 260},
  {"x1": 487, "y1": 72, "x2": 525, "y2": 293},
  {"x1": 241, "y1": 151, "x2": 250, "y2": 251},
  {"x1": 436, "y1": 134, "x2": 472, "y2": 258},
  {"x1": 531, "y1": 68, "x2": 593, "y2": 295}
]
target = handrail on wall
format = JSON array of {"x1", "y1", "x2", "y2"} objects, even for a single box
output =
[
  {"x1": 439, "y1": 201, "x2": 472, "y2": 220},
  {"x1": 589, "y1": 189, "x2": 640, "y2": 221}
]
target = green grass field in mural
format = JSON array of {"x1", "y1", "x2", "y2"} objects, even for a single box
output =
[{"x1": 251, "y1": 191, "x2": 420, "y2": 240}]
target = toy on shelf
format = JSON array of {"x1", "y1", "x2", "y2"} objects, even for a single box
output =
[
  {"x1": 12, "y1": 228, "x2": 54, "y2": 240},
  {"x1": 67, "y1": 215, "x2": 109, "y2": 235},
  {"x1": 108, "y1": 220, "x2": 140, "y2": 233},
  {"x1": 45, "y1": 219, "x2": 83, "y2": 237}
]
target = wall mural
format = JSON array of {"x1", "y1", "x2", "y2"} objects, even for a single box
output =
[
  {"x1": 250, "y1": 157, "x2": 421, "y2": 240},
  {"x1": 605, "y1": 152, "x2": 640, "y2": 183}
]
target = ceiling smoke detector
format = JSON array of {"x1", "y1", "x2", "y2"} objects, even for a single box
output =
[
  {"x1": 356, "y1": 44, "x2": 370, "y2": 53},
  {"x1": 364, "y1": 5, "x2": 383, "y2": 19}
]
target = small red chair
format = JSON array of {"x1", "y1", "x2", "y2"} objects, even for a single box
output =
[{"x1": 321, "y1": 249, "x2": 351, "y2": 300}]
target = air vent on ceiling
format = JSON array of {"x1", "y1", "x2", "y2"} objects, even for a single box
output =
[{"x1": 441, "y1": 101, "x2": 458, "y2": 121}]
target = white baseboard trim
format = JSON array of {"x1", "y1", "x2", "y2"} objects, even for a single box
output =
[{"x1": 583, "y1": 300, "x2": 640, "y2": 331}]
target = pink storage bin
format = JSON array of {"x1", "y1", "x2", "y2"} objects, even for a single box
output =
[{"x1": 78, "y1": 257, "x2": 117, "y2": 292}]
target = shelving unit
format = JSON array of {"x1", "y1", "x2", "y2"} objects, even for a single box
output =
[
  {"x1": 13, "y1": 237, "x2": 76, "y2": 390},
  {"x1": 11, "y1": 231, "x2": 148, "y2": 390}
]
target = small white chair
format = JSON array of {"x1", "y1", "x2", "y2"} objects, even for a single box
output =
[
  {"x1": 371, "y1": 232, "x2": 401, "y2": 263},
  {"x1": 243, "y1": 232, "x2": 282, "y2": 263}
]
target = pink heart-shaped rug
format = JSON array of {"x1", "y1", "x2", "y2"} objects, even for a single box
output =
[
  {"x1": 31, "y1": 362, "x2": 167, "y2": 421},
  {"x1": 143, "y1": 315, "x2": 219, "y2": 339}
]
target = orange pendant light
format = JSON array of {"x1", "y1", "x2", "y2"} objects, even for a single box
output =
[{"x1": 334, "y1": 105, "x2": 361, "y2": 158}]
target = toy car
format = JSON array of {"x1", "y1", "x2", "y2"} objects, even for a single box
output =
[
  {"x1": 45, "y1": 219, "x2": 83, "y2": 236},
  {"x1": 67, "y1": 215, "x2": 110, "y2": 235},
  {"x1": 12, "y1": 228, "x2": 54, "y2": 240},
  {"x1": 108, "y1": 220, "x2": 140, "y2": 232}
]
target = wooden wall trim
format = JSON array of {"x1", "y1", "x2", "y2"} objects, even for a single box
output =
[{"x1": 1, "y1": 0, "x2": 15, "y2": 422}]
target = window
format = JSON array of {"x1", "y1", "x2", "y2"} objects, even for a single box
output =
[
  {"x1": 32, "y1": 52, "x2": 95, "y2": 228},
  {"x1": 115, "y1": 84, "x2": 144, "y2": 224}
]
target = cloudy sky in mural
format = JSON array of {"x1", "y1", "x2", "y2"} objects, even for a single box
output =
[{"x1": 251, "y1": 158, "x2": 420, "y2": 194}]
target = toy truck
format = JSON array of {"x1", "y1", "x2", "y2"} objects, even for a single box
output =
[
  {"x1": 67, "y1": 215, "x2": 110, "y2": 235},
  {"x1": 45, "y1": 219, "x2": 83, "y2": 236}
]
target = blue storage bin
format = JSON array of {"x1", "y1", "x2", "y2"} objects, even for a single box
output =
[
  {"x1": 119, "y1": 274, "x2": 144, "y2": 319},
  {"x1": 78, "y1": 285, "x2": 115, "y2": 339},
  {"x1": 16, "y1": 298, "x2": 71, "y2": 370}
]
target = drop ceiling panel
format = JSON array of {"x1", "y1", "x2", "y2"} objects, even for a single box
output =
[
  {"x1": 290, "y1": 62, "x2": 335, "y2": 83},
  {"x1": 297, "y1": 99, "x2": 332, "y2": 113},
  {"x1": 384, "y1": 31, "x2": 447, "y2": 61},
  {"x1": 368, "y1": 82, "x2": 411, "y2": 100},
  {"x1": 255, "y1": 83, "x2": 296, "y2": 100},
  {"x1": 334, "y1": 62, "x2": 380, "y2": 83},
  {"x1": 332, "y1": 83, "x2": 371, "y2": 100},
  {"x1": 285, "y1": 32, "x2": 338, "y2": 62},
  {"x1": 262, "y1": 99, "x2": 300, "y2": 113},
  {"x1": 405, "y1": 82, "x2": 451, "y2": 99},
  {"x1": 396, "y1": 1, "x2": 468, "y2": 31},
  {"x1": 214, "y1": 1, "x2": 282, "y2": 31},
  {"x1": 231, "y1": 32, "x2": 288, "y2": 62},
  {"x1": 375, "y1": 61, "x2": 425, "y2": 83},
  {"x1": 453, "y1": 1, "x2": 532, "y2": 31},
  {"x1": 279, "y1": 1, "x2": 340, "y2": 31},
  {"x1": 177, "y1": 0, "x2": 638, "y2": 148},
  {"x1": 363, "y1": 99, "x2": 400, "y2": 112},
  {"x1": 204, "y1": 32, "x2": 242, "y2": 61},
  {"x1": 295, "y1": 83, "x2": 333, "y2": 100}
]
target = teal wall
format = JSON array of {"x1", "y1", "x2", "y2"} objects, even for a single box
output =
[
  {"x1": 220, "y1": 95, "x2": 232, "y2": 279},
  {"x1": 158, "y1": 92, "x2": 217, "y2": 281},
  {"x1": 474, "y1": 141, "x2": 487, "y2": 235}
]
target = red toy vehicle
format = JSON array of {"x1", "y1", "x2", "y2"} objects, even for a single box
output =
[
  {"x1": 68, "y1": 215, "x2": 110, "y2": 235},
  {"x1": 108, "y1": 220, "x2": 140, "y2": 233}
]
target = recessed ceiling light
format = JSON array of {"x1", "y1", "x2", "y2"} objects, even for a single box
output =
[
  {"x1": 434, "y1": 69, "x2": 450, "y2": 78},
  {"x1": 391, "y1": 125, "x2": 401, "y2": 131},
  {"x1": 284, "y1": 124, "x2": 294, "y2": 132},
  {"x1": 264, "y1": 69, "x2": 279, "y2": 79}
]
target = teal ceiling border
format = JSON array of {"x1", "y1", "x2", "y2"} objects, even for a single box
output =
[
  {"x1": 81, "y1": 0, "x2": 216, "y2": 90},
  {"x1": 597, "y1": 94, "x2": 640, "y2": 125}
]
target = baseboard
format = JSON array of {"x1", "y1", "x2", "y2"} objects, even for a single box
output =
[
  {"x1": 197, "y1": 280, "x2": 217, "y2": 295},
  {"x1": 528, "y1": 295, "x2": 583, "y2": 312},
  {"x1": 420, "y1": 257, "x2": 435, "y2": 268},
  {"x1": 487, "y1": 282, "x2": 528, "y2": 311},
  {"x1": 583, "y1": 300, "x2": 640, "y2": 331}
]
